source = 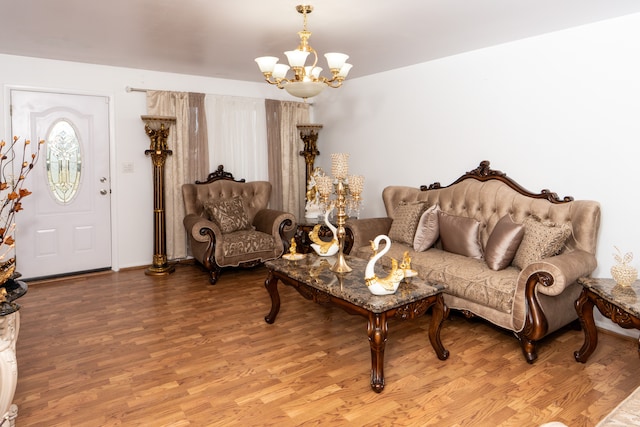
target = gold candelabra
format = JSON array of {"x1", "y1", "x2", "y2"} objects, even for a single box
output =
[{"x1": 316, "y1": 153, "x2": 364, "y2": 273}]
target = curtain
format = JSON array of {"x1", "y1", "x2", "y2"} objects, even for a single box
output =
[
  {"x1": 205, "y1": 95, "x2": 268, "y2": 181},
  {"x1": 265, "y1": 100, "x2": 283, "y2": 210},
  {"x1": 188, "y1": 93, "x2": 209, "y2": 184},
  {"x1": 265, "y1": 100, "x2": 310, "y2": 220},
  {"x1": 146, "y1": 91, "x2": 209, "y2": 260}
]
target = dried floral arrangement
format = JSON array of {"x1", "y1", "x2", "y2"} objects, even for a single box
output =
[{"x1": 0, "y1": 136, "x2": 45, "y2": 274}]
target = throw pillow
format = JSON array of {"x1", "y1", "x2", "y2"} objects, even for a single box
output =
[
  {"x1": 388, "y1": 202, "x2": 426, "y2": 245},
  {"x1": 413, "y1": 204, "x2": 440, "y2": 252},
  {"x1": 204, "y1": 196, "x2": 251, "y2": 234},
  {"x1": 484, "y1": 214, "x2": 525, "y2": 271},
  {"x1": 438, "y1": 212, "x2": 483, "y2": 259},
  {"x1": 512, "y1": 216, "x2": 572, "y2": 270}
]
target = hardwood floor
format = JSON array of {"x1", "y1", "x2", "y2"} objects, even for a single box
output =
[{"x1": 13, "y1": 263, "x2": 640, "y2": 426}]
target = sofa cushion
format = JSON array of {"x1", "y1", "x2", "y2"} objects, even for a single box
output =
[
  {"x1": 389, "y1": 202, "x2": 426, "y2": 245},
  {"x1": 485, "y1": 214, "x2": 525, "y2": 271},
  {"x1": 221, "y1": 229, "x2": 276, "y2": 257},
  {"x1": 512, "y1": 216, "x2": 571, "y2": 270},
  {"x1": 204, "y1": 196, "x2": 252, "y2": 234},
  {"x1": 373, "y1": 243, "x2": 519, "y2": 315},
  {"x1": 438, "y1": 212, "x2": 483, "y2": 259},
  {"x1": 413, "y1": 204, "x2": 440, "y2": 252}
]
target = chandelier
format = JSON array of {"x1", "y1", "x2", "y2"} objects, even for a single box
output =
[{"x1": 255, "y1": 4, "x2": 352, "y2": 100}]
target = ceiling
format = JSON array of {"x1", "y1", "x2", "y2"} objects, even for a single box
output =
[{"x1": 2, "y1": 0, "x2": 640, "y2": 83}]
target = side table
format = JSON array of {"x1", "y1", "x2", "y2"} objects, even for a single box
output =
[
  {"x1": 0, "y1": 278, "x2": 27, "y2": 427},
  {"x1": 574, "y1": 277, "x2": 640, "y2": 363}
]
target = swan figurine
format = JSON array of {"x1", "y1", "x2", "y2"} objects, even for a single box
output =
[
  {"x1": 309, "y1": 209, "x2": 339, "y2": 256},
  {"x1": 364, "y1": 235, "x2": 405, "y2": 295}
]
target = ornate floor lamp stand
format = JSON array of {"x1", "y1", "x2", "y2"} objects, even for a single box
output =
[
  {"x1": 297, "y1": 124, "x2": 322, "y2": 190},
  {"x1": 141, "y1": 115, "x2": 176, "y2": 276}
]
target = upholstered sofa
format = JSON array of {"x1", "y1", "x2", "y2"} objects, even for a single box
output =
[
  {"x1": 345, "y1": 161, "x2": 601, "y2": 363},
  {"x1": 182, "y1": 166, "x2": 296, "y2": 285}
]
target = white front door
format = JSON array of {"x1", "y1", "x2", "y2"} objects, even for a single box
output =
[{"x1": 10, "y1": 90, "x2": 112, "y2": 279}]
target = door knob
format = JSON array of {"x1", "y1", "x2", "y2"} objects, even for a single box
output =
[{"x1": 100, "y1": 189, "x2": 108, "y2": 195}]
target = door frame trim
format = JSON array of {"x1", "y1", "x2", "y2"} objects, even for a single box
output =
[{"x1": 4, "y1": 85, "x2": 119, "y2": 272}]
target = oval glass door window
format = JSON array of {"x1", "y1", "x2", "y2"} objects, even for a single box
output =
[{"x1": 46, "y1": 120, "x2": 82, "y2": 204}]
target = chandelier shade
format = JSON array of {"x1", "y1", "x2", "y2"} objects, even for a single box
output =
[{"x1": 255, "y1": 4, "x2": 352, "y2": 100}]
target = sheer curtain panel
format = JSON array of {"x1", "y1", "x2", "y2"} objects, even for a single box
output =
[{"x1": 205, "y1": 95, "x2": 268, "y2": 182}]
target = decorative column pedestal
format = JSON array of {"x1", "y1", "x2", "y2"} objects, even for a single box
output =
[
  {"x1": 141, "y1": 115, "x2": 176, "y2": 276},
  {"x1": 297, "y1": 124, "x2": 322, "y2": 190}
]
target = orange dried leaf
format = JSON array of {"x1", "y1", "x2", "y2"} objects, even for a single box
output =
[
  {"x1": 7, "y1": 192, "x2": 18, "y2": 201},
  {"x1": 19, "y1": 188, "x2": 32, "y2": 197},
  {"x1": 4, "y1": 236, "x2": 15, "y2": 246}
]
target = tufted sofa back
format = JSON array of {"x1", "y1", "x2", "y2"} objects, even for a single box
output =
[
  {"x1": 182, "y1": 180, "x2": 272, "y2": 223},
  {"x1": 382, "y1": 178, "x2": 600, "y2": 256}
]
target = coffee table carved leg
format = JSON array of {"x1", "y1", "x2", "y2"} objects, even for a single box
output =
[
  {"x1": 429, "y1": 294, "x2": 450, "y2": 360},
  {"x1": 264, "y1": 270, "x2": 281, "y2": 324},
  {"x1": 367, "y1": 312, "x2": 388, "y2": 393},
  {"x1": 574, "y1": 288, "x2": 597, "y2": 363}
]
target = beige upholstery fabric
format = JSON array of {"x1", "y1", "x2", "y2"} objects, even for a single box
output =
[
  {"x1": 512, "y1": 216, "x2": 571, "y2": 270},
  {"x1": 438, "y1": 212, "x2": 483, "y2": 259},
  {"x1": 388, "y1": 202, "x2": 425, "y2": 245},
  {"x1": 413, "y1": 204, "x2": 440, "y2": 252},
  {"x1": 485, "y1": 214, "x2": 524, "y2": 271}
]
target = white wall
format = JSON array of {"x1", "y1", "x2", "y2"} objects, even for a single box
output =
[
  {"x1": 313, "y1": 14, "x2": 640, "y2": 336},
  {"x1": 0, "y1": 54, "x2": 291, "y2": 270}
]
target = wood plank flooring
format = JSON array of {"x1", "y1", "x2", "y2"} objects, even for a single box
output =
[{"x1": 13, "y1": 263, "x2": 640, "y2": 426}]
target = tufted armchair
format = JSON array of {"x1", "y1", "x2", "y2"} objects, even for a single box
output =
[{"x1": 182, "y1": 166, "x2": 296, "y2": 284}]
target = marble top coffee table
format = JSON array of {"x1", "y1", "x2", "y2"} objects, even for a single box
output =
[
  {"x1": 574, "y1": 277, "x2": 640, "y2": 363},
  {"x1": 264, "y1": 254, "x2": 449, "y2": 392}
]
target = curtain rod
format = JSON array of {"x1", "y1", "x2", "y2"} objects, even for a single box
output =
[
  {"x1": 125, "y1": 86, "x2": 312, "y2": 105},
  {"x1": 125, "y1": 86, "x2": 154, "y2": 93}
]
